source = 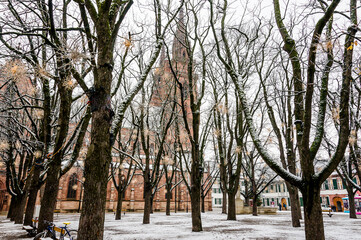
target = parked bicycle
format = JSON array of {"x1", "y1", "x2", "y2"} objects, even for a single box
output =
[{"x1": 33, "y1": 220, "x2": 77, "y2": 240}]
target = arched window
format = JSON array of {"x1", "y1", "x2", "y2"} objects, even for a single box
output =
[{"x1": 67, "y1": 174, "x2": 78, "y2": 199}]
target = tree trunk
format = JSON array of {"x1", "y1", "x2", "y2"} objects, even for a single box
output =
[
  {"x1": 190, "y1": 188, "x2": 202, "y2": 232},
  {"x1": 37, "y1": 165, "x2": 61, "y2": 232},
  {"x1": 252, "y1": 195, "x2": 258, "y2": 216},
  {"x1": 24, "y1": 167, "x2": 41, "y2": 226},
  {"x1": 347, "y1": 187, "x2": 356, "y2": 219},
  {"x1": 150, "y1": 195, "x2": 154, "y2": 214},
  {"x1": 222, "y1": 191, "x2": 227, "y2": 214},
  {"x1": 287, "y1": 183, "x2": 301, "y2": 227},
  {"x1": 302, "y1": 187, "x2": 324, "y2": 240},
  {"x1": 166, "y1": 190, "x2": 171, "y2": 216},
  {"x1": 10, "y1": 196, "x2": 21, "y2": 221},
  {"x1": 201, "y1": 196, "x2": 205, "y2": 213},
  {"x1": 77, "y1": 56, "x2": 113, "y2": 239},
  {"x1": 143, "y1": 185, "x2": 152, "y2": 224},
  {"x1": 227, "y1": 192, "x2": 236, "y2": 220},
  {"x1": 7, "y1": 196, "x2": 15, "y2": 219},
  {"x1": 13, "y1": 192, "x2": 28, "y2": 224},
  {"x1": 38, "y1": 86, "x2": 71, "y2": 232},
  {"x1": 115, "y1": 190, "x2": 123, "y2": 220}
]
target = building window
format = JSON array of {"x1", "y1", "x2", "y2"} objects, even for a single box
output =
[
  {"x1": 267, "y1": 198, "x2": 269, "y2": 206},
  {"x1": 67, "y1": 174, "x2": 78, "y2": 199},
  {"x1": 324, "y1": 180, "x2": 329, "y2": 190},
  {"x1": 219, "y1": 188, "x2": 221, "y2": 193},
  {"x1": 300, "y1": 197, "x2": 303, "y2": 207},
  {"x1": 332, "y1": 179, "x2": 338, "y2": 190}
]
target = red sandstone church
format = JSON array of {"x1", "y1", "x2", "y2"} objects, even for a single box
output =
[{"x1": 0, "y1": 9, "x2": 213, "y2": 214}]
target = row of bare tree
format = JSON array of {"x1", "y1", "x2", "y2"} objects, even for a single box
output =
[{"x1": 0, "y1": 1, "x2": 361, "y2": 240}]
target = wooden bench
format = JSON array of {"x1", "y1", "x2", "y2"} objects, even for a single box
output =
[
  {"x1": 23, "y1": 218, "x2": 38, "y2": 237},
  {"x1": 23, "y1": 225, "x2": 37, "y2": 237}
]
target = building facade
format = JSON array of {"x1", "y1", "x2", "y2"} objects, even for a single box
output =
[{"x1": 261, "y1": 173, "x2": 361, "y2": 212}]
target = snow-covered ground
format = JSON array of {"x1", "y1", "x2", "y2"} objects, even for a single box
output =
[{"x1": 0, "y1": 210, "x2": 359, "y2": 239}]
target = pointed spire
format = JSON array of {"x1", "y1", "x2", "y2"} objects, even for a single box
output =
[{"x1": 172, "y1": 7, "x2": 187, "y2": 61}]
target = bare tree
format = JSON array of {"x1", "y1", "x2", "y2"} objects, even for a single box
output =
[{"x1": 210, "y1": 0, "x2": 355, "y2": 239}]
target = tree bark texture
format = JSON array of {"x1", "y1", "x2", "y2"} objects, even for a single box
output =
[
  {"x1": 77, "y1": 8, "x2": 115, "y2": 238},
  {"x1": 190, "y1": 187, "x2": 202, "y2": 232},
  {"x1": 287, "y1": 183, "x2": 301, "y2": 226},
  {"x1": 222, "y1": 191, "x2": 227, "y2": 214},
  {"x1": 227, "y1": 192, "x2": 236, "y2": 220},
  {"x1": 302, "y1": 187, "x2": 324, "y2": 240},
  {"x1": 166, "y1": 189, "x2": 171, "y2": 216},
  {"x1": 201, "y1": 196, "x2": 205, "y2": 213},
  {"x1": 7, "y1": 196, "x2": 14, "y2": 219},
  {"x1": 143, "y1": 185, "x2": 152, "y2": 224},
  {"x1": 346, "y1": 187, "x2": 356, "y2": 218},
  {"x1": 38, "y1": 88, "x2": 71, "y2": 232},
  {"x1": 252, "y1": 195, "x2": 258, "y2": 216},
  {"x1": 13, "y1": 188, "x2": 29, "y2": 224},
  {"x1": 24, "y1": 167, "x2": 41, "y2": 226},
  {"x1": 115, "y1": 190, "x2": 123, "y2": 220}
]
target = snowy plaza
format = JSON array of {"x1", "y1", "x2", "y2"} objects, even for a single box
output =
[{"x1": 0, "y1": 210, "x2": 359, "y2": 240}]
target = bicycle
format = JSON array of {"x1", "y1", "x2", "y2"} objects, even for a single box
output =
[{"x1": 33, "y1": 220, "x2": 77, "y2": 240}]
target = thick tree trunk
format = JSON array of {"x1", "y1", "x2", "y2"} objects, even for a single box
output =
[
  {"x1": 190, "y1": 188, "x2": 202, "y2": 232},
  {"x1": 7, "y1": 196, "x2": 15, "y2": 219},
  {"x1": 227, "y1": 192, "x2": 236, "y2": 220},
  {"x1": 37, "y1": 165, "x2": 61, "y2": 231},
  {"x1": 347, "y1": 187, "x2": 356, "y2": 219},
  {"x1": 38, "y1": 86, "x2": 71, "y2": 232},
  {"x1": 222, "y1": 191, "x2": 227, "y2": 214},
  {"x1": 24, "y1": 167, "x2": 41, "y2": 226},
  {"x1": 287, "y1": 183, "x2": 301, "y2": 227},
  {"x1": 77, "y1": 20, "x2": 115, "y2": 237},
  {"x1": 10, "y1": 196, "x2": 22, "y2": 221},
  {"x1": 143, "y1": 186, "x2": 152, "y2": 224},
  {"x1": 166, "y1": 190, "x2": 171, "y2": 216},
  {"x1": 77, "y1": 86, "x2": 112, "y2": 239},
  {"x1": 115, "y1": 190, "x2": 123, "y2": 220},
  {"x1": 13, "y1": 192, "x2": 28, "y2": 224},
  {"x1": 252, "y1": 195, "x2": 258, "y2": 216},
  {"x1": 302, "y1": 187, "x2": 324, "y2": 240}
]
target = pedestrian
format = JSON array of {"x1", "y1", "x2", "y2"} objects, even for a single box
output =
[{"x1": 278, "y1": 203, "x2": 282, "y2": 211}]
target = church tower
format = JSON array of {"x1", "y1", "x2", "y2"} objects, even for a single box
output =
[{"x1": 152, "y1": 8, "x2": 191, "y2": 107}]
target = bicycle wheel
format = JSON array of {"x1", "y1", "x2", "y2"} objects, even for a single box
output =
[
  {"x1": 69, "y1": 230, "x2": 78, "y2": 240},
  {"x1": 60, "y1": 230, "x2": 77, "y2": 240},
  {"x1": 33, "y1": 230, "x2": 56, "y2": 240}
]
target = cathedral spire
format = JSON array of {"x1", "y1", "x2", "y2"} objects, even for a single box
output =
[{"x1": 172, "y1": 7, "x2": 187, "y2": 61}]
